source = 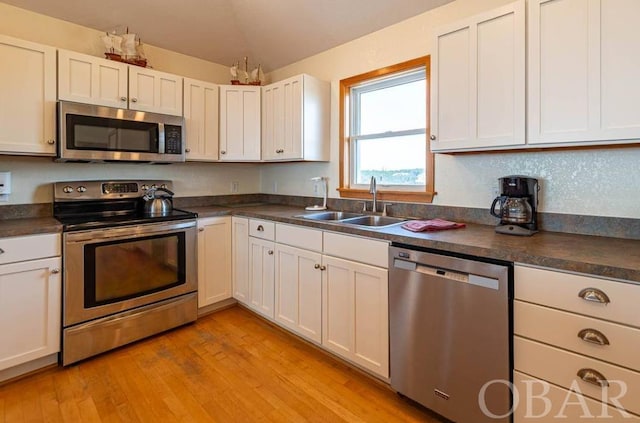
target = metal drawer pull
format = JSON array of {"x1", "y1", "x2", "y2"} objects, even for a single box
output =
[
  {"x1": 577, "y1": 328, "x2": 610, "y2": 346},
  {"x1": 577, "y1": 368, "x2": 609, "y2": 388},
  {"x1": 51, "y1": 268, "x2": 60, "y2": 274},
  {"x1": 257, "y1": 225, "x2": 264, "y2": 231},
  {"x1": 578, "y1": 288, "x2": 610, "y2": 304}
]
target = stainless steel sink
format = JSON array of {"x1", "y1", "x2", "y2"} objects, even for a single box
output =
[
  {"x1": 340, "y1": 215, "x2": 406, "y2": 227},
  {"x1": 295, "y1": 211, "x2": 364, "y2": 221}
]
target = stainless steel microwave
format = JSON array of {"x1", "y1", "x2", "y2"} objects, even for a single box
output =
[{"x1": 56, "y1": 101, "x2": 185, "y2": 163}]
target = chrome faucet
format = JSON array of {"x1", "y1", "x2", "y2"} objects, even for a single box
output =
[{"x1": 369, "y1": 176, "x2": 377, "y2": 213}]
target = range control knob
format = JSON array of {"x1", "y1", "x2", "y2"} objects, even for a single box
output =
[
  {"x1": 151, "y1": 184, "x2": 157, "y2": 189},
  {"x1": 141, "y1": 184, "x2": 149, "y2": 190},
  {"x1": 160, "y1": 184, "x2": 167, "y2": 189},
  {"x1": 63, "y1": 185, "x2": 73, "y2": 193},
  {"x1": 77, "y1": 186, "x2": 87, "y2": 193}
]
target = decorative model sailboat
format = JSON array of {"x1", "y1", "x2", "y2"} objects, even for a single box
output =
[
  {"x1": 230, "y1": 57, "x2": 262, "y2": 85},
  {"x1": 101, "y1": 28, "x2": 148, "y2": 67}
]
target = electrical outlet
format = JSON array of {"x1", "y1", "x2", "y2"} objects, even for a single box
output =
[
  {"x1": 313, "y1": 183, "x2": 319, "y2": 194},
  {"x1": 231, "y1": 181, "x2": 239, "y2": 193}
]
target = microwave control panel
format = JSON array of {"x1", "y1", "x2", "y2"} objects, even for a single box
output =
[{"x1": 164, "y1": 125, "x2": 182, "y2": 154}]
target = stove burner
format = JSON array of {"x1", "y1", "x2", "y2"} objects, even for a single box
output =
[{"x1": 53, "y1": 180, "x2": 197, "y2": 231}]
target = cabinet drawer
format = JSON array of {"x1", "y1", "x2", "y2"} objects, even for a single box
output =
[
  {"x1": 515, "y1": 301, "x2": 640, "y2": 371},
  {"x1": 513, "y1": 371, "x2": 639, "y2": 421},
  {"x1": 0, "y1": 233, "x2": 60, "y2": 265},
  {"x1": 514, "y1": 337, "x2": 640, "y2": 416},
  {"x1": 323, "y1": 232, "x2": 388, "y2": 268},
  {"x1": 248, "y1": 219, "x2": 275, "y2": 240},
  {"x1": 515, "y1": 265, "x2": 640, "y2": 328},
  {"x1": 275, "y1": 224, "x2": 322, "y2": 252}
]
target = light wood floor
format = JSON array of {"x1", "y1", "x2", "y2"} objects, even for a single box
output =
[{"x1": 0, "y1": 306, "x2": 444, "y2": 422}]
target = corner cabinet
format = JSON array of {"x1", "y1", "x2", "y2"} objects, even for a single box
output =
[
  {"x1": 0, "y1": 233, "x2": 61, "y2": 379},
  {"x1": 0, "y1": 35, "x2": 57, "y2": 156},
  {"x1": 184, "y1": 78, "x2": 219, "y2": 161},
  {"x1": 197, "y1": 217, "x2": 232, "y2": 308},
  {"x1": 262, "y1": 74, "x2": 330, "y2": 161},
  {"x1": 58, "y1": 49, "x2": 183, "y2": 116},
  {"x1": 219, "y1": 85, "x2": 261, "y2": 161},
  {"x1": 430, "y1": 0, "x2": 525, "y2": 152},
  {"x1": 527, "y1": 0, "x2": 640, "y2": 146}
]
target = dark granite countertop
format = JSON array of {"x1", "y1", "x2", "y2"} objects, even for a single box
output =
[
  {"x1": 191, "y1": 204, "x2": 640, "y2": 284},
  {"x1": 1, "y1": 205, "x2": 637, "y2": 284},
  {"x1": 0, "y1": 217, "x2": 62, "y2": 238}
]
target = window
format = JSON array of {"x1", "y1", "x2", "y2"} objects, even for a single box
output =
[{"x1": 339, "y1": 56, "x2": 434, "y2": 203}]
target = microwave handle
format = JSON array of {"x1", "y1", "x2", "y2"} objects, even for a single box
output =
[{"x1": 158, "y1": 123, "x2": 165, "y2": 154}]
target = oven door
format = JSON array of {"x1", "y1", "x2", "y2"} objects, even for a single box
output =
[{"x1": 63, "y1": 220, "x2": 197, "y2": 327}]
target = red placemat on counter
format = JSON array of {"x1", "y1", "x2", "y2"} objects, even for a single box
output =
[{"x1": 401, "y1": 218, "x2": 466, "y2": 232}]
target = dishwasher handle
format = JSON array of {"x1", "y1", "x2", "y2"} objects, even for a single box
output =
[{"x1": 393, "y1": 258, "x2": 500, "y2": 290}]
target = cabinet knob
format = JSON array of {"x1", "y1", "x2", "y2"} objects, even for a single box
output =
[
  {"x1": 51, "y1": 268, "x2": 60, "y2": 274},
  {"x1": 577, "y1": 328, "x2": 610, "y2": 346},
  {"x1": 578, "y1": 288, "x2": 610, "y2": 304},
  {"x1": 268, "y1": 250, "x2": 274, "y2": 255},
  {"x1": 320, "y1": 265, "x2": 326, "y2": 271},
  {"x1": 314, "y1": 264, "x2": 320, "y2": 269},
  {"x1": 198, "y1": 227, "x2": 205, "y2": 232},
  {"x1": 430, "y1": 135, "x2": 436, "y2": 141},
  {"x1": 120, "y1": 96, "x2": 127, "y2": 101},
  {"x1": 0, "y1": 248, "x2": 4, "y2": 254},
  {"x1": 257, "y1": 225, "x2": 264, "y2": 231},
  {"x1": 131, "y1": 98, "x2": 138, "y2": 103},
  {"x1": 221, "y1": 150, "x2": 226, "y2": 155},
  {"x1": 577, "y1": 368, "x2": 609, "y2": 388},
  {"x1": 47, "y1": 139, "x2": 55, "y2": 145},
  {"x1": 185, "y1": 148, "x2": 191, "y2": 153}
]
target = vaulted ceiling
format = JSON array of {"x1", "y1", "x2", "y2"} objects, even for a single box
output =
[{"x1": 2, "y1": 0, "x2": 454, "y2": 72}]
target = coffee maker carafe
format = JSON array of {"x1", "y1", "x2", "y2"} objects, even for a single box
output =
[{"x1": 490, "y1": 175, "x2": 539, "y2": 236}]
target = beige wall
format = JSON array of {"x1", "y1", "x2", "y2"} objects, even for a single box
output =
[
  {"x1": 261, "y1": 0, "x2": 640, "y2": 219},
  {"x1": 0, "y1": 2, "x2": 261, "y2": 205}
]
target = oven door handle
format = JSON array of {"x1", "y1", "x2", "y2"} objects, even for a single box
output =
[{"x1": 64, "y1": 220, "x2": 196, "y2": 243}]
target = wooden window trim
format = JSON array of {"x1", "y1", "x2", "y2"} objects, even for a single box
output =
[{"x1": 339, "y1": 56, "x2": 435, "y2": 203}]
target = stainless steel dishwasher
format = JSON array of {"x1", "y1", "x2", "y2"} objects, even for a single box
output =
[{"x1": 389, "y1": 244, "x2": 512, "y2": 423}]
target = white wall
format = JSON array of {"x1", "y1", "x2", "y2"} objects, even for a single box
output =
[
  {"x1": 0, "y1": 2, "x2": 262, "y2": 205},
  {"x1": 261, "y1": 0, "x2": 640, "y2": 219}
]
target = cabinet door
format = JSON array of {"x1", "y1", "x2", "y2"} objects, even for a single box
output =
[
  {"x1": 262, "y1": 75, "x2": 303, "y2": 160},
  {"x1": 197, "y1": 217, "x2": 231, "y2": 307},
  {"x1": 129, "y1": 67, "x2": 183, "y2": 115},
  {"x1": 0, "y1": 35, "x2": 56, "y2": 155},
  {"x1": 431, "y1": 0, "x2": 525, "y2": 151},
  {"x1": 322, "y1": 255, "x2": 389, "y2": 378},
  {"x1": 528, "y1": 0, "x2": 640, "y2": 145},
  {"x1": 58, "y1": 49, "x2": 128, "y2": 108},
  {"x1": 0, "y1": 257, "x2": 61, "y2": 371},
  {"x1": 232, "y1": 217, "x2": 250, "y2": 305},
  {"x1": 184, "y1": 78, "x2": 219, "y2": 161},
  {"x1": 219, "y1": 85, "x2": 261, "y2": 161},
  {"x1": 274, "y1": 244, "x2": 322, "y2": 343},
  {"x1": 248, "y1": 237, "x2": 275, "y2": 319}
]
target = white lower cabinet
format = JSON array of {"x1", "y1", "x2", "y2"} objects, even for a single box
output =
[
  {"x1": 0, "y1": 233, "x2": 61, "y2": 377},
  {"x1": 248, "y1": 236, "x2": 275, "y2": 319},
  {"x1": 514, "y1": 264, "x2": 640, "y2": 420},
  {"x1": 232, "y1": 217, "x2": 250, "y2": 305},
  {"x1": 197, "y1": 217, "x2": 232, "y2": 308},
  {"x1": 322, "y1": 255, "x2": 389, "y2": 378},
  {"x1": 274, "y1": 243, "x2": 322, "y2": 344}
]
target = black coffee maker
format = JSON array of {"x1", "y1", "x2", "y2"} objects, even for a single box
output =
[{"x1": 490, "y1": 175, "x2": 539, "y2": 236}]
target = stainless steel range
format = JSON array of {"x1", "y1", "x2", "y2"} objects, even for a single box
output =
[{"x1": 54, "y1": 180, "x2": 198, "y2": 365}]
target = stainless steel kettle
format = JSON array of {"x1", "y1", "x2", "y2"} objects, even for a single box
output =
[{"x1": 142, "y1": 187, "x2": 174, "y2": 216}]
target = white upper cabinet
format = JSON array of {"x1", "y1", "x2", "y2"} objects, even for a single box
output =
[
  {"x1": 58, "y1": 49, "x2": 128, "y2": 109},
  {"x1": 58, "y1": 49, "x2": 183, "y2": 116},
  {"x1": 219, "y1": 85, "x2": 261, "y2": 161},
  {"x1": 184, "y1": 78, "x2": 219, "y2": 161},
  {"x1": 0, "y1": 35, "x2": 56, "y2": 156},
  {"x1": 430, "y1": 0, "x2": 525, "y2": 152},
  {"x1": 262, "y1": 74, "x2": 330, "y2": 161},
  {"x1": 128, "y1": 66, "x2": 183, "y2": 116},
  {"x1": 528, "y1": 0, "x2": 640, "y2": 145}
]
